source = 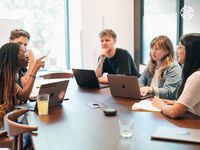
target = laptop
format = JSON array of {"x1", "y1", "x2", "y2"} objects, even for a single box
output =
[
  {"x1": 16, "y1": 80, "x2": 69, "y2": 111},
  {"x1": 107, "y1": 74, "x2": 153, "y2": 100},
  {"x1": 72, "y1": 68, "x2": 109, "y2": 88},
  {"x1": 151, "y1": 126, "x2": 200, "y2": 143}
]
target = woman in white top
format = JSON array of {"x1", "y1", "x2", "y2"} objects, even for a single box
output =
[{"x1": 153, "y1": 33, "x2": 200, "y2": 118}]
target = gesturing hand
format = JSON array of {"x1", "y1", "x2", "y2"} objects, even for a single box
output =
[{"x1": 33, "y1": 56, "x2": 46, "y2": 73}]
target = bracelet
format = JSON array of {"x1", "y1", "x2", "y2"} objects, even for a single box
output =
[{"x1": 29, "y1": 74, "x2": 36, "y2": 78}]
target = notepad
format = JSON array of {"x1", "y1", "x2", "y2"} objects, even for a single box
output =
[{"x1": 132, "y1": 99, "x2": 161, "y2": 112}]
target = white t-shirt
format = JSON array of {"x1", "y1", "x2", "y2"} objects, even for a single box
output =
[
  {"x1": 177, "y1": 71, "x2": 200, "y2": 116},
  {"x1": 150, "y1": 68, "x2": 161, "y2": 95},
  {"x1": 150, "y1": 68, "x2": 160, "y2": 87}
]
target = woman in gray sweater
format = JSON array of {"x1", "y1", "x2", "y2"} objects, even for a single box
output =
[{"x1": 139, "y1": 35, "x2": 182, "y2": 100}]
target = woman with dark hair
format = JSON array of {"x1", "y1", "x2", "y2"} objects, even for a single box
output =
[
  {"x1": 152, "y1": 33, "x2": 200, "y2": 118},
  {"x1": 0, "y1": 43, "x2": 45, "y2": 120},
  {"x1": 139, "y1": 35, "x2": 182, "y2": 100}
]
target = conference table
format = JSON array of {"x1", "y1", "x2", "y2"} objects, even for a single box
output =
[{"x1": 27, "y1": 78, "x2": 200, "y2": 150}]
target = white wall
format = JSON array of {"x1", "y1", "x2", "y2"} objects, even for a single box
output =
[
  {"x1": 80, "y1": 0, "x2": 134, "y2": 69},
  {"x1": 0, "y1": 19, "x2": 24, "y2": 47},
  {"x1": 68, "y1": 0, "x2": 82, "y2": 68}
]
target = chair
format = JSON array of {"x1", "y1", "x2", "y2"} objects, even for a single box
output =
[
  {"x1": 0, "y1": 130, "x2": 13, "y2": 149},
  {"x1": 40, "y1": 72, "x2": 73, "y2": 79},
  {"x1": 2, "y1": 109, "x2": 38, "y2": 150}
]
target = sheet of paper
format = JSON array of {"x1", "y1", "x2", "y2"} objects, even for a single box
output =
[{"x1": 132, "y1": 99, "x2": 161, "y2": 112}]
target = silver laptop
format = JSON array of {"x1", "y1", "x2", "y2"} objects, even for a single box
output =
[
  {"x1": 72, "y1": 68, "x2": 109, "y2": 88},
  {"x1": 107, "y1": 74, "x2": 153, "y2": 100},
  {"x1": 16, "y1": 80, "x2": 69, "y2": 111},
  {"x1": 151, "y1": 126, "x2": 200, "y2": 143}
]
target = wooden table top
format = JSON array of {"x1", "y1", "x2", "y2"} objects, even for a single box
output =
[{"x1": 27, "y1": 79, "x2": 200, "y2": 150}]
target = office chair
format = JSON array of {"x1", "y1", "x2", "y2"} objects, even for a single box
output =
[
  {"x1": 3, "y1": 109, "x2": 38, "y2": 150},
  {"x1": 40, "y1": 72, "x2": 73, "y2": 79}
]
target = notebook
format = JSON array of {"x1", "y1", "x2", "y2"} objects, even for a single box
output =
[
  {"x1": 107, "y1": 74, "x2": 153, "y2": 100},
  {"x1": 151, "y1": 126, "x2": 200, "y2": 143},
  {"x1": 72, "y1": 68, "x2": 109, "y2": 88},
  {"x1": 16, "y1": 80, "x2": 69, "y2": 111},
  {"x1": 132, "y1": 99, "x2": 161, "y2": 112}
]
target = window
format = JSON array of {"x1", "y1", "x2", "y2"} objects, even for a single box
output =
[
  {"x1": 0, "y1": 0, "x2": 68, "y2": 70},
  {"x1": 141, "y1": 0, "x2": 177, "y2": 64},
  {"x1": 183, "y1": 0, "x2": 200, "y2": 34},
  {"x1": 141, "y1": 0, "x2": 200, "y2": 65}
]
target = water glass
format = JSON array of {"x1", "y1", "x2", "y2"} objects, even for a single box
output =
[{"x1": 119, "y1": 119, "x2": 134, "y2": 138}]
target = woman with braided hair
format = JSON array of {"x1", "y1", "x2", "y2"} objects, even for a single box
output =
[{"x1": 0, "y1": 43, "x2": 45, "y2": 120}]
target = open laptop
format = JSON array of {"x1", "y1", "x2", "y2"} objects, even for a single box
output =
[
  {"x1": 72, "y1": 68, "x2": 109, "y2": 88},
  {"x1": 151, "y1": 126, "x2": 200, "y2": 143},
  {"x1": 16, "y1": 80, "x2": 69, "y2": 111},
  {"x1": 107, "y1": 74, "x2": 153, "y2": 100}
]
